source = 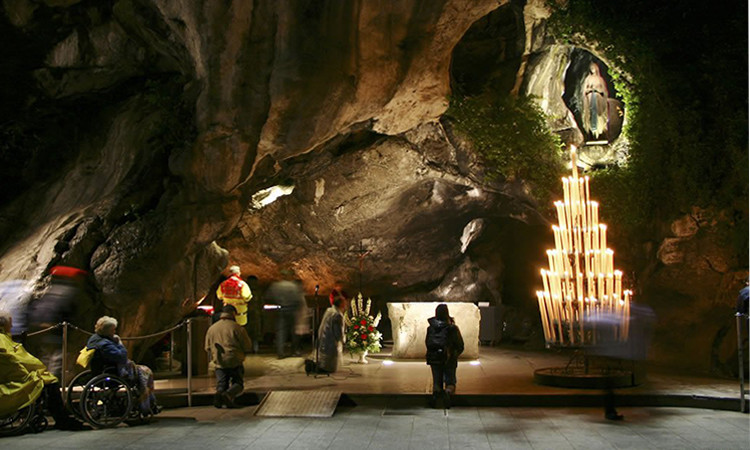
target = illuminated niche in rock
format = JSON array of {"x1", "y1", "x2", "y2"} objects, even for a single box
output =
[
  {"x1": 250, "y1": 184, "x2": 295, "y2": 209},
  {"x1": 562, "y1": 49, "x2": 625, "y2": 147}
]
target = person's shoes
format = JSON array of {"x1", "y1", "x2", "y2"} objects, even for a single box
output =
[
  {"x1": 445, "y1": 385, "x2": 455, "y2": 409},
  {"x1": 605, "y1": 411, "x2": 624, "y2": 421},
  {"x1": 223, "y1": 393, "x2": 241, "y2": 409},
  {"x1": 429, "y1": 391, "x2": 441, "y2": 409},
  {"x1": 151, "y1": 403, "x2": 163, "y2": 415},
  {"x1": 304, "y1": 359, "x2": 316, "y2": 376},
  {"x1": 213, "y1": 393, "x2": 224, "y2": 409}
]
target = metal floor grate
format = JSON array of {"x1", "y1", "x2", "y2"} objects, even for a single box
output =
[{"x1": 254, "y1": 390, "x2": 341, "y2": 418}]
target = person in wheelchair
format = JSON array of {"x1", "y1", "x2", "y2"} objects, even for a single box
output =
[
  {"x1": 85, "y1": 316, "x2": 161, "y2": 416},
  {"x1": 0, "y1": 310, "x2": 85, "y2": 431}
]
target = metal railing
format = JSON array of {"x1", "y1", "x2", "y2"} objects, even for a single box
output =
[
  {"x1": 26, "y1": 319, "x2": 197, "y2": 407},
  {"x1": 737, "y1": 313, "x2": 749, "y2": 413}
]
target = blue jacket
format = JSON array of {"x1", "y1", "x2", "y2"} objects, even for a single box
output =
[{"x1": 86, "y1": 333, "x2": 128, "y2": 376}]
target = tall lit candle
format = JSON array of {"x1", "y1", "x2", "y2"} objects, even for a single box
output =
[
  {"x1": 614, "y1": 270, "x2": 623, "y2": 299},
  {"x1": 537, "y1": 291, "x2": 551, "y2": 342},
  {"x1": 547, "y1": 250, "x2": 556, "y2": 274},
  {"x1": 553, "y1": 226, "x2": 562, "y2": 252},
  {"x1": 592, "y1": 201, "x2": 599, "y2": 228},
  {"x1": 555, "y1": 201, "x2": 567, "y2": 231}
]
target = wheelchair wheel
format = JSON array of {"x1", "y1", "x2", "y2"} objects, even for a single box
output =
[
  {"x1": 81, "y1": 374, "x2": 133, "y2": 429},
  {"x1": 65, "y1": 369, "x2": 93, "y2": 421},
  {"x1": 0, "y1": 402, "x2": 36, "y2": 437},
  {"x1": 28, "y1": 415, "x2": 48, "y2": 433}
]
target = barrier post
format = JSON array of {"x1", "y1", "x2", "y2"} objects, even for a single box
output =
[
  {"x1": 61, "y1": 321, "x2": 68, "y2": 397},
  {"x1": 187, "y1": 319, "x2": 193, "y2": 407},
  {"x1": 169, "y1": 332, "x2": 174, "y2": 372},
  {"x1": 738, "y1": 313, "x2": 746, "y2": 412}
]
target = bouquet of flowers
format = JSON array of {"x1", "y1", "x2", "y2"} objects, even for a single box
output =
[{"x1": 344, "y1": 293, "x2": 382, "y2": 355}]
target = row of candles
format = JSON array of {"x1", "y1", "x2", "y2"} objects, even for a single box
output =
[{"x1": 536, "y1": 147, "x2": 631, "y2": 347}]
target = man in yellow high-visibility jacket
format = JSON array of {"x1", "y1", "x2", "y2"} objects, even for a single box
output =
[{"x1": 216, "y1": 266, "x2": 252, "y2": 327}]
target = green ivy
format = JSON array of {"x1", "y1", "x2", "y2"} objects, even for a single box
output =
[{"x1": 446, "y1": 93, "x2": 564, "y2": 203}]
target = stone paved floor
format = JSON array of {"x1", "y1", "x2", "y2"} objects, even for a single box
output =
[{"x1": 3, "y1": 403, "x2": 749, "y2": 450}]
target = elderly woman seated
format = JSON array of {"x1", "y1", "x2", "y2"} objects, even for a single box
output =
[
  {"x1": 86, "y1": 316, "x2": 160, "y2": 415},
  {"x1": 0, "y1": 310, "x2": 85, "y2": 430}
]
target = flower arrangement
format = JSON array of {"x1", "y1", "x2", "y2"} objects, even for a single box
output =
[{"x1": 344, "y1": 293, "x2": 382, "y2": 355}]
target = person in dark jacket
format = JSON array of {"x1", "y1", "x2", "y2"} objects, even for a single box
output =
[
  {"x1": 86, "y1": 316, "x2": 160, "y2": 415},
  {"x1": 425, "y1": 304, "x2": 464, "y2": 409}
]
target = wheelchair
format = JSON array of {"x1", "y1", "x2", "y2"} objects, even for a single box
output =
[
  {"x1": 0, "y1": 392, "x2": 49, "y2": 437},
  {"x1": 66, "y1": 367, "x2": 154, "y2": 429}
]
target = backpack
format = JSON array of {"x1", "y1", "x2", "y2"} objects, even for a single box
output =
[
  {"x1": 220, "y1": 276, "x2": 244, "y2": 299},
  {"x1": 426, "y1": 324, "x2": 450, "y2": 364}
]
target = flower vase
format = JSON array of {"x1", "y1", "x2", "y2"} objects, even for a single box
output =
[{"x1": 357, "y1": 350, "x2": 369, "y2": 364}]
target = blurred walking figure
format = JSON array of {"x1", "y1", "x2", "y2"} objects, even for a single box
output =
[
  {"x1": 266, "y1": 271, "x2": 305, "y2": 358},
  {"x1": 205, "y1": 305, "x2": 252, "y2": 408},
  {"x1": 293, "y1": 280, "x2": 311, "y2": 354},
  {"x1": 216, "y1": 265, "x2": 252, "y2": 327},
  {"x1": 588, "y1": 303, "x2": 656, "y2": 420},
  {"x1": 736, "y1": 282, "x2": 749, "y2": 316},
  {"x1": 425, "y1": 304, "x2": 464, "y2": 409},
  {"x1": 314, "y1": 296, "x2": 347, "y2": 374},
  {"x1": 27, "y1": 266, "x2": 88, "y2": 379},
  {"x1": 246, "y1": 275, "x2": 263, "y2": 353},
  {"x1": 0, "y1": 280, "x2": 34, "y2": 342}
]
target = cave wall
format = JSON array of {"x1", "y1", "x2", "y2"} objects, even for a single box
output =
[{"x1": 0, "y1": 0, "x2": 509, "y2": 355}]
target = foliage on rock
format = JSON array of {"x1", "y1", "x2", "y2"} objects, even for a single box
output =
[{"x1": 446, "y1": 93, "x2": 564, "y2": 203}]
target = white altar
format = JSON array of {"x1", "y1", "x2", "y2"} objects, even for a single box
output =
[{"x1": 387, "y1": 302, "x2": 480, "y2": 359}]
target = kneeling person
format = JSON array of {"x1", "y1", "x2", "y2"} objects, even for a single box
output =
[{"x1": 205, "y1": 305, "x2": 252, "y2": 408}]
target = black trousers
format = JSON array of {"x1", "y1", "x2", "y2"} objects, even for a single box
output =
[
  {"x1": 430, "y1": 364, "x2": 457, "y2": 393},
  {"x1": 215, "y1": 366, "x2": 244, "y2": 398}
]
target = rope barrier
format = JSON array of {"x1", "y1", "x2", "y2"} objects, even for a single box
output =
[
  {"x1": 66, "y1": 323, "x2": 93, "y2": 336},
  {"x1": 28, "y1": 321, "x2": 187, "y2": 340},
  {"x1": 120, "y1": 322, "x2": 186, "y2": 341},
  {"x1": 25, "y1": 323, "x2": 60, "y2": 337}
]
